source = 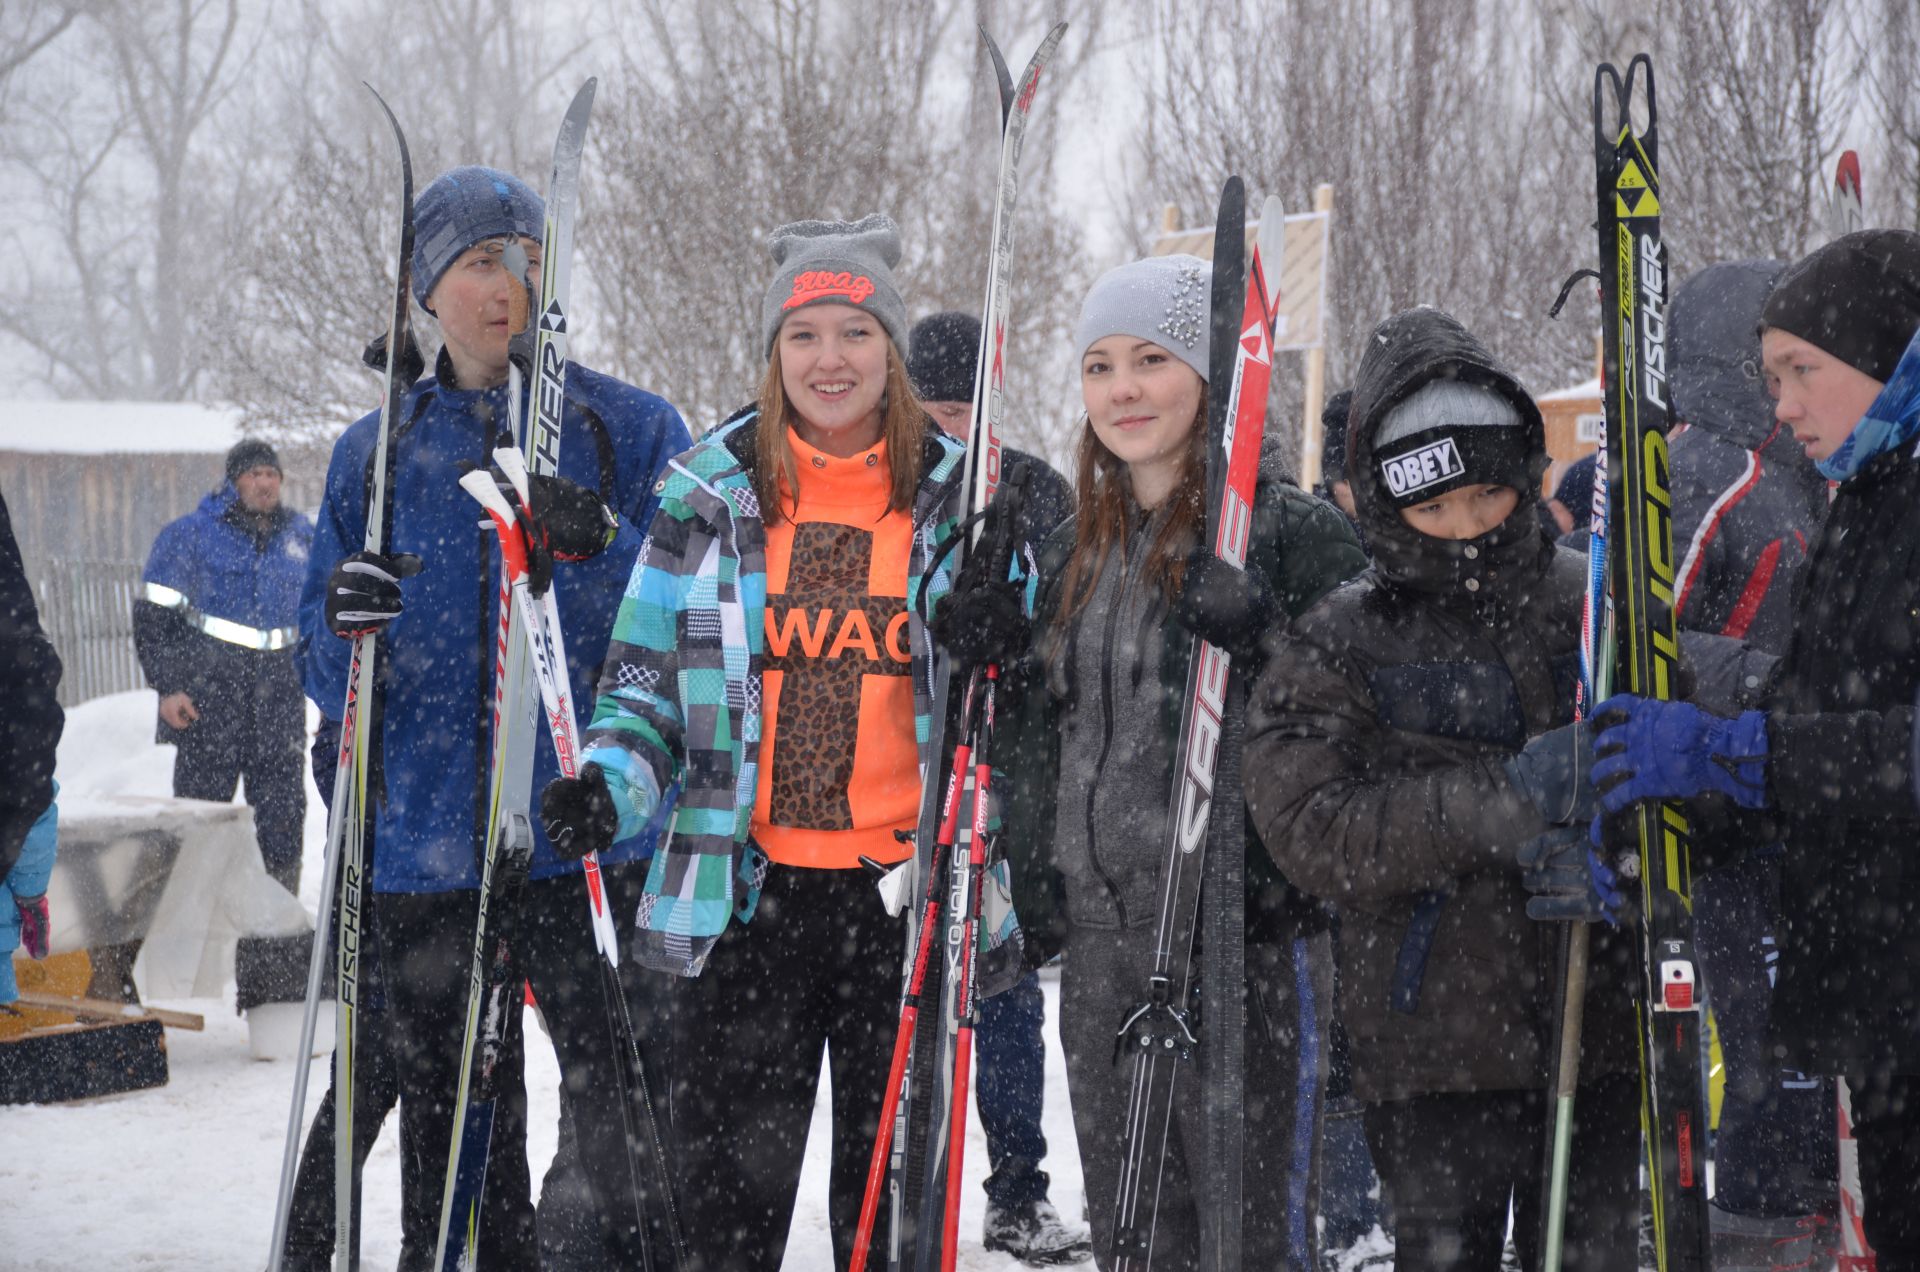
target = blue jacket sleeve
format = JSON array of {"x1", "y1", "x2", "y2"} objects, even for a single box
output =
[{"x1": 300, "y1": 415, "x2": 375, "y2": 710}]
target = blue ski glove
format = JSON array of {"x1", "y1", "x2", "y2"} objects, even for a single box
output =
[
  {"x1": 1517, "y1": 823, "x2": 1623, "y2": 925},
  {"x1": 1591, "y1": 694, "x2": 1770, "y2": 813}
]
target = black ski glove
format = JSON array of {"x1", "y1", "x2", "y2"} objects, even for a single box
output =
[
  {"x1": 540, "y1": 763, "x2": 619, "y2": 861},
  {"x1": 1172, "y1": 549, "x2": 1276, "y2": 664},
  {"x1": 325, "y1": 550, "x2": 422, "y2": 639},
  {"x1": 929, "y1": 485, "x2": 1032, "y2": 671},
  {"x1": 1502, "y1": 720, "x2": 1597, "y2": 826},
  {"x1": 527, "y1": 473, "x2": 618, "y2": 562}
]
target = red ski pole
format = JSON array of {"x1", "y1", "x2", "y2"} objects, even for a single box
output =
[{"x1": 939, "y1": 668, "x2": 999, "y2": 1272}]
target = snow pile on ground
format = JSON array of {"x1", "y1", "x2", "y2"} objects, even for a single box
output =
[
  {"x1": 1, "y1": 694, "x2": 1086, "y2": 1269},
  {"x1": 52, "y1": 689, "x2": 178, "y2": 805}
]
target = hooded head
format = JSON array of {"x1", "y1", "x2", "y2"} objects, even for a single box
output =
[
  {"x1": 1669, "y1": 259, "x2": 1786, "y2": 450},
  {"x1": 1347, "y1": 307, "x2": 1552, "y2": 603}
]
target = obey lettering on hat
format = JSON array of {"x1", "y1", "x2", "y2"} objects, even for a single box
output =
[
  {"x1": 1381, "y1": 435, "x2": 1467, "y2": 500},
  {"x1": 1373, "y1": 379, "x2": 1529, "y2": 509}
]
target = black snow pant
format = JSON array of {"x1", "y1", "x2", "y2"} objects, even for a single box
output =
[
  {"x1": 669, "y1": 862, "x2": 904, "y2": 1271},
  {"x1": 177, "y1": 668, "x2": 308, "y2": 1011},
  {"x1": 278, "y1": 886, "x2": 535, "y2": 1271},
  {"x1": 1848, "y1": 1070, "x2": 1920, "y2": 1270},
  {"x1": 1696, "y1": 854, "x2": 1835, "y2": 1216},
  {"x1": 1362, "y1": 1070, "x2": 1641, "y2": 1272},
  {"x1": 381, "y1": 887, "x2": 538, "y2": 1270},
  {"x1": 171, "y1": 675, "x2": 305, "y2": 891},
  {"x1": 1060, "y1": 925, "x2": 1329, "y2": 1272}
]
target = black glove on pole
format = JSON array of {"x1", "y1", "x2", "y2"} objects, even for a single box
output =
[
  {"x1": 929, "y1": 467, "x2": 1032, "y2": 671},
  {"x1": 541, "y1": 762, "x2": 619, "y2": 861},
  {"x1": 1173, "y1": 548, "x2": 1277, "y2": 664},
  {"x1": 325, "y1": 550, "x2": 421, "y2": 638}
]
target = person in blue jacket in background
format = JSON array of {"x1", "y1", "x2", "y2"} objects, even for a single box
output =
[
  {"x1": 136, "y1": 439, "x2": 313, "y2": 893},
  {"x1": 282, "y1": 164, "x2": 691, "y2": 1271},
  {"x1": 135, "y1": 440, "x2": 317, "y2": 1028}
]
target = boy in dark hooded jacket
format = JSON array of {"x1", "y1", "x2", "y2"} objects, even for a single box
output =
[{"x1": 1244, "y1": 307, "x2": 1640, "y2": 1271}]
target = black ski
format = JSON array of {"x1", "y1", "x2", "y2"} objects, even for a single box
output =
[
  {"x1": 1591, "y1": 54, "x2": 1713, "y2": 1272},
  {"x1": 266, "y1": 83, "x2": 416, "y2": 1272}
]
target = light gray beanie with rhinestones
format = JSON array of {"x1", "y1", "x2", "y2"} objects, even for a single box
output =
[{"x1": 1075, "y1": 254, "x2": 1212, "y2": 382}]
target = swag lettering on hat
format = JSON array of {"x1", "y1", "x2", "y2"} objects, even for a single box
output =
[
  {"x1": 784, "y1": 270, "x2": 878, "y2": 310},
  {"x1": 1381, "y1": 437, "x2": 1465, "y2": 499}
]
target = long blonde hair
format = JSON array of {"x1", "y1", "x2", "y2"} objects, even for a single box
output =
[
  {"x1": 1053, "y1": 386, "x2": 1210, "y2": 632},
  {"x1": 751, "y1": 338, "x2": 928, "y2": 524}
]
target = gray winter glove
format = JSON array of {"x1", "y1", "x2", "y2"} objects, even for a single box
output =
[{"x1": 1502, "y1": 720, "x2": 1597, "y2": 826}]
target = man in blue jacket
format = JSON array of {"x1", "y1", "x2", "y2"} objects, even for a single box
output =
[
  {"x1": 285, "y1": 165, "x2": 691, "y2": 1271},
  {"x1": 137, "y1": 438, "x2": 313, "y2": 892}
]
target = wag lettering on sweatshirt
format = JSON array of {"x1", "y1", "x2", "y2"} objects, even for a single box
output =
[
  {"x1": 763, "y1": 522, "x2": 910, "y2": 829},
  {"x1": 1380, "y1": 437, "x2": 1465, "y2": 498}
]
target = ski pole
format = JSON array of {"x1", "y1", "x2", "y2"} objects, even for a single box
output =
[
  {"x1": 463, "y1": 448, "x2": 687, "y2": 1268},
  {"x1": 938, "y1": 668, "x2": 1000, "y2": 1272}
]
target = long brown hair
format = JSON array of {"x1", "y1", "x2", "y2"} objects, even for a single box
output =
[
  {"x1": 1053, "y1": 384, "x2": 1210, "y2": 633},
  {"x1": 751, "y1": 338, "x2": 928, "y2": 525}
]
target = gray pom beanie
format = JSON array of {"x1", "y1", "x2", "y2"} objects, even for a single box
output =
[
  {"x1": 1075, "y1": 255, "x2": 1212, "y2": 382},
  {"x1": 762, "y1": 214, "x2": 909, "y2": 357}
]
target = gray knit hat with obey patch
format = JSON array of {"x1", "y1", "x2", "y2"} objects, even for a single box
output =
[
  {"x1": 762, "y1": 214, "x2": 909, "y2": 356},
  {"x1": 1075, "y1": 254, "x2": 1213, "y2": 382},
  {"x1": 1373, "y1": 379, "x2": 1530, "y2": 508}
]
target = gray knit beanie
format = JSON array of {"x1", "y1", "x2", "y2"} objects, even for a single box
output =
[
  {"x1": 1075, "y1": 255, "x2": 1212, "y2": 382},
  {"x1": 762, "y1": 214, "x2": 909, "y2": 356}
]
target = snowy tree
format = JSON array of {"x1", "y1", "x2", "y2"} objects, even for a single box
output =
[
  {"x1": 580, "y1": 0, "x2": 1104, "y2": 465},
  {"x1": 0, "y1": 0, "x2": 255, "y2": 400}
]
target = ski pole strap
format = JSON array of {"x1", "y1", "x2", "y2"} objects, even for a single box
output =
[{"x1": 1390, "y1": 887, "x2": 1453, "y2": 1015}]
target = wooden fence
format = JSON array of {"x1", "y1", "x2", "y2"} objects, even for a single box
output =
[{"x1": 34, "y1": 558, "x2": 148, "y2": 708}]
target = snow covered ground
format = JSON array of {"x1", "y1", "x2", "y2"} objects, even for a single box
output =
[{"x1": 0, "y1": 692, "x2": 1087, "y2": 1269}]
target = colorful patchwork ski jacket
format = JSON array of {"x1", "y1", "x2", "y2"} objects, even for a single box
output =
[{"x1": 580, "y1": 409, "x2": 970, "y2": 976}]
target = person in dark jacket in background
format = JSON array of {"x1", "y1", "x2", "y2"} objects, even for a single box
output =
[
  {"x1": 906, "y1": 309, "x2": 1090, "y2": 1265},
  {"x1": 984, "y1": 255, "x2": 1367, "y2": 1270},
  {"x1": 136, "y1": 439, "x2": 312, "y2": 893},
  {"x1": 1543, "y1": 452, "x2": 1595, "y2": 547},
  {"x1": 0, "y1": 488, "x2": 62, "y2": 983},
  {"x1": 1316, "y1": 387, "x2": 1360, "y2": 529},
  {"x1": 1592, "y1": 229, "x2": 1920, "y2": 1266},
  {"x1": 1245, "y1": 307, "x2": 1640, "y2": 1271},
  {"x1": 1661, "y1": 259, "x2": 1840, "y2": 1262},
  {"x1": 286, "y1": 164, "x2": 691, "y2": 1270}
]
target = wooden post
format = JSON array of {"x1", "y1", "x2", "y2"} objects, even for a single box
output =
[
  {"x1": 1299, "y1": 183, "x2": 1335, "y2": 489},
  {"x1": 1160, "y1": 203, "x2": 1181, "y2": 237}
]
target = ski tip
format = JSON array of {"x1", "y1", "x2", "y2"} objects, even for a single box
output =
[
  {"x1": 1837, "y1": 149, "x2": 1861, "y2": 196},
  {"x1": 1255, "y1": 195, "x2": 1285, "y2": 310}
]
